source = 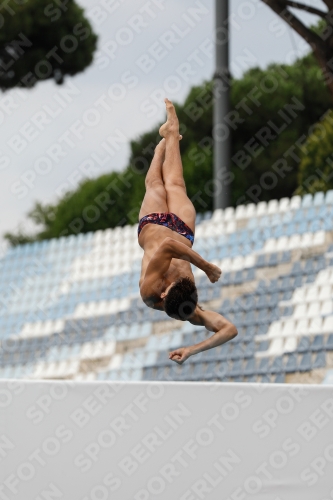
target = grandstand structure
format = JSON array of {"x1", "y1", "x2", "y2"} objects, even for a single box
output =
[{"x1": 1, "y1": 191, "x2": 333, "y2": 384}]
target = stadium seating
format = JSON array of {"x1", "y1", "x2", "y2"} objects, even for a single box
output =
[{"x1": 0, "y1": 191, "x2": 333, "y2": 384}]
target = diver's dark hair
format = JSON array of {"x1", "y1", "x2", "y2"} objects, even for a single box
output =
[{"x1": 164, "y1": 276, "x2": 198, "y2": 320}]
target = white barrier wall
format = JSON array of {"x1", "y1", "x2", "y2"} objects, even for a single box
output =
[{"x1": 1, "y1": 380, "x2": 333, "y2": 500}]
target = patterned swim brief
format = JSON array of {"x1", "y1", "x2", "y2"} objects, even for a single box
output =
[{"x1": 138, "y1": 212, "x2": 194, "y2": 245}]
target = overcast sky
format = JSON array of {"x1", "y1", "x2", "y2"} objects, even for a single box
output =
[{"x1": 0, "y1": 0, "x2": 325, "y2": 250}]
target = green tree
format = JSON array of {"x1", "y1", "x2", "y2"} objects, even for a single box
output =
[
  {"x1": 128, "y1": 54, "x2": 332, "y2": 208},
  {"x1": 261, "y1": 3, "x2": 333, "y2": 98},
  {"x1": 0, "y1": 0, "x2": 97, "y2": 90},
  {"x1": 296, "y1": 109, "x2": 333, "y2": 195}
]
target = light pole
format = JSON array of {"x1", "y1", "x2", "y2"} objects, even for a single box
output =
[{"x1": 213, "y1": 0, "x2": 231, "y2": 210}]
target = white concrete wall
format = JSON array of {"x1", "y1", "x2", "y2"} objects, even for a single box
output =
[{"x1": 0, "y1": 380, "x2": 333, "y2": 499}]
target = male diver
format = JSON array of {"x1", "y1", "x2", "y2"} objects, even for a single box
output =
[{"x1": 138, "y1": 98, "x2": 237, "y2": 365}]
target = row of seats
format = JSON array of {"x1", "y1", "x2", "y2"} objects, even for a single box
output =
[
  {"x1": 267, "y1": 316, "x2": 333, "y2": 336},
  {"x1": 210, "y1": 191, "x2": 333, "y2": 223},
  {"x1": 292, "y1": 301, "x2": 333, "y2": 318},
  {"x1": 143, "y1": 351, "x2": 327, "y2": 380}
]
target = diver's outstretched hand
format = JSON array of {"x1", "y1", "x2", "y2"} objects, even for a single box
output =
[
  {"x1": 169, "y1": 347, "x2": 191, "y2": 365},
  {"x1": 205, "y1": 263, "x2": 222, "y2": 283}
]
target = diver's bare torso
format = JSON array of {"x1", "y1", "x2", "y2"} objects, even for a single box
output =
[{"x1": 138, "y1": 223, "x2": 194, "y2": 310}]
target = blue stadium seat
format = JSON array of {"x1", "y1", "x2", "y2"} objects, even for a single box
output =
[
  {"x1": 243, "y1": 295, "x2": 256, "y2": 311},
  {"x1": 233, "y1": 270, "x2": 244, "y2": 285},
  {"x1": 269, "y1": 356, "x2": 284, "y2": 374},
  {"x1": 313, "y1": 352, "x2": 326, "y2": 369},
  {"x1": 304, "y1": 259, "x2": 315, "y2": 274},
  {"x1": 326, "y1": 334, "x2": 333, "y2": 351},
  {"x1": 217, "y1": 344, "x2": 229, "y2": 361},
  {"x1": 220, "y1": 298, "x2": 232, "y2": 314},
  {"x1": 290, "y1": 261, "x2": 303, "y2": 276},
  {"x1": 272, "y1": 226, "x2": 284, "y2": 239},
  {"x1": 301, "y1": 194, "x2": 313, "y2": 207},
  {"x1": 257, "y1": 357, "x2": 269, "y2": 375},
  {"x1": 155, "y1": 365, "x2": 168, "y2": 381},
  {"x1": 222, "y1": 272, "x2": 232, "y2": 286},
  {"x1": 244, "y1": 358, "x2": 256, "y2": 376},
  {"x1": 299, "y1": 352, "x2": 312, "y2": 372},
  {"x1": 309, "y1": 220, "x2": 322, "y2": 232},
  {"x1": 305, "y1": 273, "x2": 316, "y2": 284},
  {"x1": 311, "y1": 335, "x2": 324, "y2": 352},
  {"x1": 297, "y1": 336, "x2": 310, "y2": 353},
  {"x1": 280, "y1": 305, "x2": 293, "y2": 317},
  {"x1": 256, "y1": 254, "x2": 266, "y2": 268},
  {"x1": 315, "y1": 256, "x2": 326, "y2": 272},
  {"x1": 284, "y1": 353, "x2": 298, "y2": 373},
  {"x1": 257, "y1": 340, "x2": 269, "y2": 352},
  {"x1": 294, "y1": 275, "x2": 303, "y2": 288},
  {"x1": 274, "y1": 373, "x2": 285, "y2": 383},
  {"x1": 143, "y1": 366, "x2": 155, "y2": 380},
  {"x1": 178, "y1": 363, "x2": 191, "y2": 381},
  {"x1": 244, "y1": 310, "x2": 256, "y2": 326},
  {"x1": 229, "y1": 359, "x2": 243, "y2": 377},
  {"x1": 285, "y1": 222, "x2": 297, "y2": 236},
  {"x1": 292, "y1": 208, "x2": 304, "y2": 222},
  {"x1": 257, "y1": 295, "x2": 268, "y2": 309},
  {"x1": 228, "y1": 344, "x2": 243, "y2": 360},
  {"x1": 306, "y1": 207, "x2": 317, "y2": 221},
  {"x1": 156, "y1": 351, "x2": 167, "y2": 364},
  {"x1": 189, "y1": 362, "x2": 204, "y2": 381},
  {"x1": 244, "y1": 341, "x2": 255, "y2": 357},
  {"x1": 203, "y1": 362, "x2": 217, "y2": 381},
  {"x1": 279, "y1": 276, "x2": 293, "y2": 292},
  {"x1": 257, "y1": 279, "x2": 268, "y2": 294},
  {"x1": 280, "y1": 250, "x2": 291, "y2": 263},
  {"x1": 269, "y1": 279, "x2": 279, "y2": 294},
  {"x1": 313, "y1": 191, "x2": 325, "y2": 206},
  {"x1": 268, "y1": 253, "x2": 278, "y2": 267},
  {"x1": 243, "y1": 268, "x2": 255, "y2": 282},
  {"x1": 325, "y1": 189, "x2": 333, "y2": 204},
  {"x1": 268, "y1": 293, "x2": 279, "y2": 308},
  {"x1": 244, "y1": 326, "x2": 256, "y2": 341}
]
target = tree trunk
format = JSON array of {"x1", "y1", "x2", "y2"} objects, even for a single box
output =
[{"x1": 261, "y1": 0, "x2": 333, "y2": 99}]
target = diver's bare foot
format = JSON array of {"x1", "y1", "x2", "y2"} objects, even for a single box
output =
[{"x1": 159, "y1": 98, "x2": 181, "y2": 139}]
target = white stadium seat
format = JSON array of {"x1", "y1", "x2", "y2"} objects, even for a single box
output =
[
  {"x1": 276, "y1": 236, "x2": 289, "y2": 252},
  {"x1": 294, "y1": 304, "x2": 307, "y2": 320},
  {"x1": 267, "y1": 199, "x2": 279, "y2": 215},
  {"x1": 278, "y1": 197, "x2": 290, "y2": 212},
  {"x1": 318, "y1": 284, "x2": 332, "y2": 301},
  {"x1": 295, "y1": 318, "x2": 309, "y2": 336},
  {"x1": 284, "y1": 336, "x2": 297, "y2": 352},
  {"x1": 268, "y1": 338, "x2": 284, "y2": 356},
  {"x1": 282, "y1": 319, "x2": 297, "y2": 337},
  {"x1": 305, "y1": 285, "x2": 319, "y2": 303},
  {"x1": 223, "y1": 207, "x2": 235, "y2": 222},
  {"x1": 289, "y1": 195, "x2": 301, "y2": 210},
  {"x1": 313, "y1": 231, "x2": 326, "y2": 247},
  {"x1": 256, "y1": 201, "x2": 267, "y2": 217},
  {"x1": 244, "y1": 203, "x2": 256, "y2": 218},
  {"x1": 235, "y1": 204, "x2": 246, "y2": 220},
  {"x1": 308, "y1": 317, "x2": 323, "y2": 335},
  {"x1": 323, "y1": 315, "x2": 333, "y2": 333},
  {"x1": 211, "y1": 208, "x2": 224, "y2": 221},
  {"x1": 289, "y1": 234, "x2": 301, "y2": 249}
]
